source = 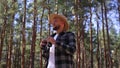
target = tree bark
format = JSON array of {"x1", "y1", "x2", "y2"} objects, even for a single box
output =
[
  {"x1": 39, "y1": 7, "x2": 45, "y2": 68},
  {"x1": 7, "y1": 12, "x2": 14, "y2": 68},
  {"x1": 81, "y1": 22, "x2": 85, "y2": 68},
  {"x1": 96, "y1": 12, "x2": 101, "y2": 68},
  {"x1": 21, "y1": 0, "x2": 26, "y2": 68},
  {"x1": 0, "y1": 1, "x2": 8, "y2": 63},
  {"x1": 89, "y1": 3, "x2": 93, "y2": 68},
  {"x1": 29, "y1": 0, "x2": 37, "y2": 68},
  {"x1": 55, "y1": 0, "x2": 58, "y2": 14},
  {"x1": 48, "y1": 0, "x2": 51, "y2": 36},
  {"x1": 103, "y1": 1, "x2": 113, "y2": 68},
  {"x1": 101, "y1": 0, "x2": 107, "y2": 68},
  {"x1": 74, "y1": 0, "x2": 81, "y2": 68}
]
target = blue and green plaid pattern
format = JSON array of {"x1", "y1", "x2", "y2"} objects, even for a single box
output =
[{"x1": 41, "y1": 32, "x2": 76, "y2": 68}]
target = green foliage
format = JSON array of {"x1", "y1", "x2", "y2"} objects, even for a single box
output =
[{"x1": 0, "y1": 0, "x2": 120, "y2": 68}]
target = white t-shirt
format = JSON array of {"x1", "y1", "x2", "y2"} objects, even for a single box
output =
[{"x1": 47, "y1": 34, "x2": 58, "y2": 68}]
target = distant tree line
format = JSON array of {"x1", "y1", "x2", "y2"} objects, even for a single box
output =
[{"x1": 0, "y1": 0, "x2": 120, "y2": 68}]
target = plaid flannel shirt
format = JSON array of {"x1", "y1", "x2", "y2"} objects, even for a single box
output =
[{"x1": 42, "y1": 31, "x2": 76, "y2": 68}]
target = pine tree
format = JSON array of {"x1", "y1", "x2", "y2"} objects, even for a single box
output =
[
  {"x1": 21, "y1": 0, "x2": 26, "y2": 68},
  {"x1": 29, "y1": 0, "x2": 37, "y2": 68}
]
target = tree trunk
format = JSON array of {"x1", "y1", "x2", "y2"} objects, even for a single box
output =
[
  {"x1": 0, "y1": 17, "x2": 7, "y2": 63},
  {"x1": 96, "y1": 12, "x2": 101, "y2": 68},
  {"x1": 29, "y1": 0, "x2": 37, "y2": 68},
  {"x1": 81, "y1": 22, "x2": 85, "y2": 68},
  {"x1": 74, "y1": 0, "x2": 81, "y2": 68},
  {"x1": 0, "y1": 1, "x2": 7, "y2": 63},
  {"x1": 62, "y1": 0, "x2": 67, "y2": 16},
  {"x1": 21, "y1": 0, "x2": 26, "y2": 68},
  {"x1": 75, "y1": 11, "x2": 79, "y2": 68},
  {"x1": 39, "y1": 7, "x2": 45, "y2": 68},
  {"x1": 7, "y1": 13, "x2": 14, "y2": 68},
  {"x1": 89, "y1": 4, "x2": 93, "y2": 68},
  {"x1": 48, "y1": 0, "x2": 51, "y2": 36},
  {"x1": 78, "y1": 0, "x2": 86, "y2": 68},
  {"x1": 55, "y1": 0, "x2": 58, "y2": 14},
  {"x1": 101, "y1": 0, "x2": 107, "y2": 68},
  {"x1": 103, "y1": 1, "x2": 113, "y2": 68}
]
